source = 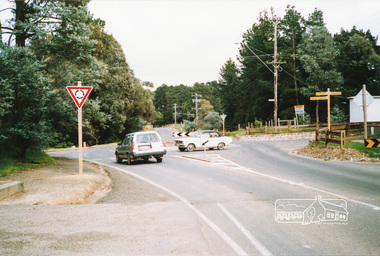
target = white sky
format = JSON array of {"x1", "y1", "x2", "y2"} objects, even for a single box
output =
[{"x1": 2, "y1": 0, "x2": 380, "y2": 88}]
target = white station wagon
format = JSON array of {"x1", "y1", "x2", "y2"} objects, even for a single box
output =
[{"x1": 174, "y1": 130, "x2": 232, "y2": 152}]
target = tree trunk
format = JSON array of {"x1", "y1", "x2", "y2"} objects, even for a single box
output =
[{"x1": 15, "y1": 0, "x2": 27, "y2": 47}]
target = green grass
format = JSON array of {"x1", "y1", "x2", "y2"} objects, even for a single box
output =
[
  {"x1": 225, "y1": 129, "x2": 246, "y2": 137},
  {"x1": 346, "y1": 141, "x2": 380, "y2": 158},
  {"x1": 307, "y1": 140, "x2": 380, "y2": 158},
  {"x1": 0, "y1": 150, "x2": 55, "y2": 177}
]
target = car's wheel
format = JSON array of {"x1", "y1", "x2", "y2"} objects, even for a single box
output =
[
  {"x1": 156, "y1": 156, "x2": 163, "y2": 163},
  {"x1": 127, "y1": 154, "x2": 133, "y2": 165},
  {"x1": 186, "y1": 143, "x2": 195, "y2": 152},
  {"x1": 217, "y1": 142, "x2": 225, "y2": 150},
  {"x1": 116, "y1": 153, "x2": 122, "y2": 163},
  {"x1": 179, "y1": 148, "x2": 186, "y2": 152}
]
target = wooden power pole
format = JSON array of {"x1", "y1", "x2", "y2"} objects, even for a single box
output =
[{"x1": 268, "y1": 18, "x2": 285, "y2": 131}]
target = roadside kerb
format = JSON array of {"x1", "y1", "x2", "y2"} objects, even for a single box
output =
[
  {"x1": 0, "y1": 181, "x2": 24, "y2": 200},
  {"x1": 292, "y1": 151, "x2": 380, "y2": 163},
  {"x1": 237, "y1": 132, "x2": 315, "y2": 141}
]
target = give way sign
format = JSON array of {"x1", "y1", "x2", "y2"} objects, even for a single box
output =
[{"x1": 66, "y1": 86, "x2": 93, "y2": 108}]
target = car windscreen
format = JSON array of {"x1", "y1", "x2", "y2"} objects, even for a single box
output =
[
  {"x1": 193, "y1": 131, "x2": 203, "y2": 138},
  {"x1": 136, "y1": 133, "x2": 160, "y2": 144}
]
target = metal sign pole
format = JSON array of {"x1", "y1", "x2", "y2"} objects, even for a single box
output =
[
  {"x1": 363, "y1": 84, "x2": 367, "y2": 139},
  {"x1": 66, "y1": 82, "x2": 92, "y2": 175},
  {"x1": 78, "y1": 81, "x2": 83, "y2": 175}
]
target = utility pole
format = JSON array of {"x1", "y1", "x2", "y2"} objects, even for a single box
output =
[
  {"x1": 268, "y1": 18, "x2": 285, "y2": 131},
  {"x1": 191, "y1": 93, "x2": 201, "y2": 128},
  {"x1": 173, "y1": 103, "x2": 177, "y2": 125}
]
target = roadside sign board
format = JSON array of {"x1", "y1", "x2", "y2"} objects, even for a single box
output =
[
  {"x1": 316, "y1": 92, "x2": 342, "y2": 96},
  {"x1": 294, "y1": 105, "x2": 304, "y2": 114},
  {"x1": 310, "y1": 96, "x2": 328, "y2": 100},
  {"x1": 66, "y1": 86, "x2": 93, "y2": 109},
  {"x1": 364, "y1": 138, "x2": 380, "y2": 148},
  {"x1": 353, "y1": 89, "x2": 374, "y2": 107}
]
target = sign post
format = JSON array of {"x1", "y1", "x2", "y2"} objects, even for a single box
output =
[
  {"x1": 363, "y1": 84, "x2": 367, "y2": 139},
  {"x1": 310, "y1": 88, "x2": 341, "y2": 131},
  {"x1": 201, "y1": 133, "x2": 210, "y2": 159},
  {"x1": 66, "y1": 81, "x2": 93, "y2": 175},
  {"x1": 220, "y1": 113, "x2": 227, "y2": 135},
  {"x1": 294, "y1": 105, "x2": 304, "y2": 127}
]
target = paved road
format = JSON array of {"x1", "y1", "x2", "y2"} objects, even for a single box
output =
[{"x1": 41, "y1": 131, "x2": 380, "y2": 255}]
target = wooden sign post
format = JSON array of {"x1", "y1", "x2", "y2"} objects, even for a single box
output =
[
  {"x1": 67, "y1": 81, "x2": 93, "y2": 175},
  {"x1": 310, "y1": 88, "x2": 341, "y2": 131}
]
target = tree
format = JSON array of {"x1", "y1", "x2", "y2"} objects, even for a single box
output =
[
  {"x1": 279, "y1": 5, "x2": 306, "y2": 106},
  {"x1": 218, "y1": 58, "x2": 241, "y2": 130},
  {"x1": 0, "y1": 45, "x2": 52, "y2": 156},
  {"x1": 238, "y1": 9, "x2": 277, "y2": 125},
  {"x1": 334, "y1": 28, "x2": 380, "y2": 96},
  {"x1": 297, "y1": 9, "x2": 343, "y2": 122},
  {"x1": 202, "y1": 112, "x2": 222, "y2": 130},
  {"x1": 198, "y1": 99, "x2": 214, "y2": 120},
  {"x1": 298, "y1": 26, "x2": 343, "y2": 97},
  {"x1": 1, "y1": 0, "x2": 161, "y2": 149}
]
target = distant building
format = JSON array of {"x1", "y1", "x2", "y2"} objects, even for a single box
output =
[{"x1": 349, "y1": 90, "x2": 380, "y2": 122}]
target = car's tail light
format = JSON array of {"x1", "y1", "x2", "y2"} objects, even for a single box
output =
[
  {"x1": 161, "y1": 140, "x2": 166, "y2": 147},
  {"x1": 132, "y1": 142, "x2": 135, "y2": 150}
]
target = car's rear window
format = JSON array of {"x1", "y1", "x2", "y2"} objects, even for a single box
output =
[{"x1": 136, "y1": 133, "x2": 160, "y2": 143}]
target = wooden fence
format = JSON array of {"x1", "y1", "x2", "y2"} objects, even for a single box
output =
[
  {"x1": 316, "y1": 129, "x2": 346, "y2": 148},
  {"x1": 246, "y1": 122, "x2": 380, "y2": 135}
]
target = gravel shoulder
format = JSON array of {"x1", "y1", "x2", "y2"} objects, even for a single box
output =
[
  {"x1": 0, "y1": 158, "x2": 112, "y2": 205},
  {"x1": 0, "y1": 157, "x2": 176, "y2": 205}
]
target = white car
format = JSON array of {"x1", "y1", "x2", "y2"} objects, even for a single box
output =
[{"x1": 174, "y1": 130, "x2": 232, "y2": 152}]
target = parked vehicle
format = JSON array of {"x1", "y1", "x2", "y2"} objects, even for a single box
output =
[
  {"x1": 174, "y1": 130, "x2": 232, "y2": 152},
  {"x1": 115, "y1": 131, "x2": 166, "y2": 164}
]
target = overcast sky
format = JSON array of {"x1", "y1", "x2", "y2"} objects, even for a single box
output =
[{"x1": 2, "y1": 0, "x2": 379, "y2": 88}]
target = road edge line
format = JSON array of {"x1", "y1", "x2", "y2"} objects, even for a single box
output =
[
  {"x1": 89, "y1": 160, "x2": 249, "y2": 256},
  {"x1": 217, "y1": 203, "x2": 273, "y2": 256}
]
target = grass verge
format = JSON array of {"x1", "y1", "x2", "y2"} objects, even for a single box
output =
[
  {"x1": 0, "y1": 150, "x2": 55, "y2": 177},
  {"x1": 307, "y1": 140, "x2": 380, "y2": 158},
  {"x1": 345, "y1": 141, "x2": 380, "y2": 158}
]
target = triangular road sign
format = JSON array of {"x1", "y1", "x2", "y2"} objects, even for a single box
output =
[{"x1": 66, "y1": 86, "x2": 93, "y2": 108}]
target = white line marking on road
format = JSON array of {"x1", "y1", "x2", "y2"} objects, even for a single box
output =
[
  {"x1": 217, "y1": 203, "x2": 273, "y2": 256},
  {"x1": 178, "y1": 154, "x2": 380, "y2": 211},
  {"x1": 89, "y1": 161, "x2": 249, "y2": 256}
]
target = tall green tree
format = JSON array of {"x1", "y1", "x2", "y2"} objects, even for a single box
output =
[
  {"x1": 334, "y1": 27, "x2": 380, "y2": 96},
  {"x1": 218, "y1": 58, "x2": 241, "y2": 130},
  {"x1": 238, "y1": 9, "x2": 277, "y2": 125},
  {"x1": 297, "y1": 9, "x2": 343, "y2": 122},
  {"x1": 0, "y1": 45, "x2": 51, "y2": 156},
  {"x1": 279, "y1": 5, "x2": 306, "y2": 107}
]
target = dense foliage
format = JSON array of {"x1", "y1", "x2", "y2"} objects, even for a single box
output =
[
  {"x1": 1, "y1": 2, "x2": 379, "y2": 156},
  {"x1": 0, "y1": 0, "x2": 158, "y2": 156},
  {"x1": 153, "y1": 6, "x2": 380, "y2": 131}
]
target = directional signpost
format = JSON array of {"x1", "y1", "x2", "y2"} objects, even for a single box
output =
[
  {"x1": 310, "y1": 88, "x2": 341, "y2": 131},
  {"x1": 66, "y1": 81, "x2": 93, "y2": 175}
]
